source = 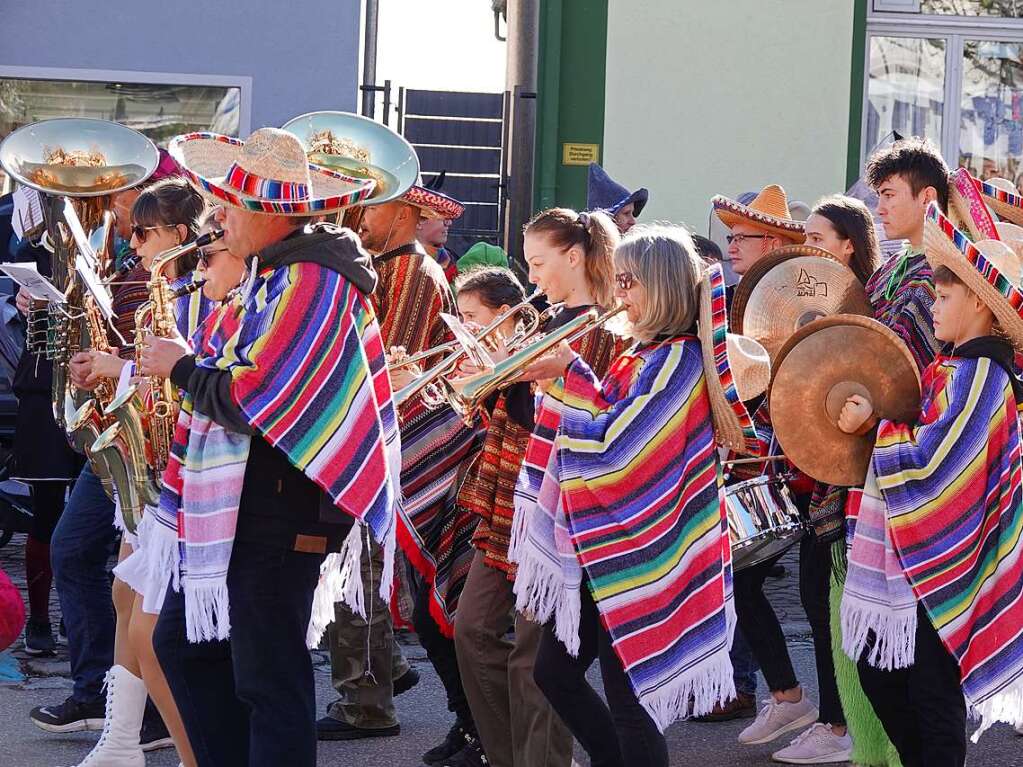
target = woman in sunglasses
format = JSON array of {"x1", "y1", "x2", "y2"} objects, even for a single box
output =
[{"x1": 65, "y1": 176, "x2": 207, "y2": 767}]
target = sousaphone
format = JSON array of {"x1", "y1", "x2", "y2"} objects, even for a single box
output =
[
  {"x1": 731, "y1": 245, "x2": 873, "y2": 362},
  {"x1": 281, "y1": 111, "x2": 420, "y2": 206},
  {"x1": 769, "y1": 314, "x2": 921, "y2": 486}
]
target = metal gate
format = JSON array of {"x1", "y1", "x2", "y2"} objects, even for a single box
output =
[{"x1": 398, "y1": 89, "x2": 505, "y2": 257}]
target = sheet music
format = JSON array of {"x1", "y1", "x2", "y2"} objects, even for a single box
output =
[
  {"x1": 12, "y1": 187, "x2": 44, "y2": 240},
  {"x1": 75, "y1": 254, "x2": 116, "y2": 321},
  {"x1": 0, "y1": 262, "x2": 66, "y2": 303},
  {"x1": 62, "y1": 198, "x2": 99, "y2": 272}
]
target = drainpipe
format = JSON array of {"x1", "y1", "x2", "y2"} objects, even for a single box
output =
[
  {"x1": 535, "y1": 0, "x2": 562, "y2": 211},
  {"x1": 361, "y1": 0, "x2": 380, "y2": 119}
]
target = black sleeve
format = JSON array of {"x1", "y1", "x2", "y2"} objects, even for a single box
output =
[
  {"x1": 170, "y1": 355, "x2": 257, "y2": 435},
  {"x1": 503, "y1": 381, "x2": 536, "y2": 431}
]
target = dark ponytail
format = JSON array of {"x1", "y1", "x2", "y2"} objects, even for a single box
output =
[{"x1": 453, "y1": 266, "x2": 526, "y2": 308}]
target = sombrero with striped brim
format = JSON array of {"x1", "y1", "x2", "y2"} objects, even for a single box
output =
[
  {"x1": 949, "y1": 167, "x2": 1001, "y2": 241},
  {"x1": 698, "y1": 262, "x2": 770, "y2": 456},
  {"x1": 402, "y1": 184, "x2": 465, "y2": 220},
  {"x1": 924, "y1": 202, "x2": 1023, "y2": 350},
  {"x1": 974, "y1": 176, "x2": 1023, "y2": 227},
  {"x1": 168, "y1": 128, "x2": 377, "y2": 216}
]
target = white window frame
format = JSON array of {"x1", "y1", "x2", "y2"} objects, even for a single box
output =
[
  {"x1": 862, "y1": 11, "x2": 1023, "y2": 169},
  {"x1": 0, "y1": 65, "x2": 252, "y2": 136}
]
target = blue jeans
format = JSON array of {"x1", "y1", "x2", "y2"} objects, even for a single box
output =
[
  {"x1": 731, "y1": 624, "x2": 759, "y2": 697},
  {"x1": 154, "y1": 539, "x2": 325, "y2": 767},
  {"x1": 50, "y1": 464, "x2": 117, "y2": 704}
]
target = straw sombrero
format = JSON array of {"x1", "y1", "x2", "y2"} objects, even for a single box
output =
[
  {"x1": 168, "y1": 128, "x2": 376, "y2": 215},
  {"x1": 949, "y1": 167, "x2": 1000, "y2": 241},
  {"x1": 402, "y1": 184, "x2": 464, "y2": 220},
  {"x1": 698, "y1": 263, "x2": 771, "y2": 456},
  {"x1": 924, "y1": 202, "x2": 1023, "y2": 349},
  {"x1": 975, "y1": 176, "x2": 1023, "y2": 227},
  {"x1": 712, "y1": 184, "x2": 806, "y2": 244}
]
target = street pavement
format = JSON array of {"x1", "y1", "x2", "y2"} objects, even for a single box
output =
[{"x1": 1, "y1": 536, "x2": 1020, "y2": 766}]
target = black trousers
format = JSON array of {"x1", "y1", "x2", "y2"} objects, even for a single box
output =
[
  {"x1": 153, "y1": 540, "x2": 324, "y2": 767},
  {"x1": 733, "y1": 535, "x2": 845, "y2": 725},
  {"x1": 857, "y1": 604, "x2": 967, "y2": 767},
  {"x1": 412, "y1": 579, "x2": 474, "y2": 729},
  {"x1": 533, "y1": 587, "x2": 667, "y2": 767}
]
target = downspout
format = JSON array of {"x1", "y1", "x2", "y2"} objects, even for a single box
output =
[{"x1": 536, "y1": 0, "x2": 563, "y2": 210}]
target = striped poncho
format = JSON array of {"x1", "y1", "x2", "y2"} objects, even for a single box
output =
[
  {"x1": 843, "y1": 347, "x2": 1023, "y2": 737},
  {"x1": 162, "y1": 261, "x2": 402, "y2": 644},
  {"x1": 512, "y1": 338, "x2": 735, "y2": 730},
  {"x1": 865, "y1": 245, "x2": 940, "y2": 373}
]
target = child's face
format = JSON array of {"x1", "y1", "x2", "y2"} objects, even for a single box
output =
[{"x1": 932, "y1": 280, "x2": 986, "y2": 343}]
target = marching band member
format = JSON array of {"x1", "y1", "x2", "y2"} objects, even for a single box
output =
[
  {"x1": 585, "y1": 162, "x2": 648, "y2": 234},
  {"x1": 454, "y1": 208, "x2": 623, "y2": 767},
  {"x1": 838, "y1": 205, "x2": 1023, "y2": 766},
  {"x1": 142, "y1": 127, "x2": 400, "y2": 767},
  {"x1": 512, "y1": 225, "x2": 766, "y2": 767}
]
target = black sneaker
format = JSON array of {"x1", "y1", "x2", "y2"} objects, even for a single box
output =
[
  {"x1": 140, "y1": 701, "x2": 174, "y2": 751},
  {"x1": 23, "y1": 618, "x2": 56, "y2": 656},
  {"x1": 394, "y1": 666, "x2": 420, "y2": 696},
  {"x1": 57, "y1": 617, "x2": 67, "y2": 645},
  {"x1": 424, "y1": 722, "x2": 474, "y2": 765},
  {"x1": 29, "y1": 695, "x2": 105, "y2": 733},
  {"x1": 444, "y1": 735, "x2": 489, "y2": 767},
  {"x1": 315, "y1": 715, "x2": 400, "y2": 741}
]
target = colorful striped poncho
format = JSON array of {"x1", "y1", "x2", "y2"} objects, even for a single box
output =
[
  {"x1": 865, "y1": 246, "x2": 940, "y2": 373},
  {"x1": 842, "y1": 347, "x2": 1023, "y2": 738},
  {"x1": 372, "y1": 246, "x2": 481, "y2": 633},
  {"x1": 512, "y1": 338, "x2": 735, "y2": 730},
  {"x1": 161, "y1": 260, "x2": 402, "y2": 644},
  {"x1": 459, "y1": 314, "x2": 623, "y2": 577}
]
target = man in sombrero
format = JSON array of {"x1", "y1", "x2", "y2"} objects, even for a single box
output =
[
  {"x1": 138, "y1": 127, "x2": 401, "y2": 767},
  {"x1": 321, "y1": 181, "x2": 487, "y2": 765},
  {"x1": 711, "y1": 183, "x2": 806, "y2": 277},
  {"x1": 837, "y1": 201, "x2": 1023, "y2": 765}
]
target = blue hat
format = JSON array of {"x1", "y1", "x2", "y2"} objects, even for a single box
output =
[{"x1": 586, "y1": 163, "x2": 648, "y2": 217}]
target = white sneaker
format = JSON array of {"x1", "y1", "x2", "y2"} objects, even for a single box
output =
[
  {"x1": 738, "y1": 695, "x2": 819, "y2": 745},
  {"x1": 771, "y1": 723, "x2": 853, "y2": 764}
]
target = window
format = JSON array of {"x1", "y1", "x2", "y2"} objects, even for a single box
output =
[
  {"x1": 0, "y1": 72, "x2": 244, "y2": 192},
  {"x1": 862, "y1": 12, "x2": 1023, "y2": 191}
]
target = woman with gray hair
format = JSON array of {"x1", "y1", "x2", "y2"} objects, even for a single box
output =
[{"x1": 513, "y1": 224, "x2": 766, "y2": 766}]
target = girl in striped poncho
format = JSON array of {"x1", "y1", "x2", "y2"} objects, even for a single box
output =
[
  {"x1": 512, "y1": 226, "x2": 768, "y2": 767},
  {"x1": 838, "y1": 205, "x2": 1023, "y2": 766}
]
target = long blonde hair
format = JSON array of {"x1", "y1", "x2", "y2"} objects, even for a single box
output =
[
  {"x1": 615, "y1": 224, "x2": 705, "y2": 342},
  {"x1": 524, "y1": 207, "x2": 618, "y2": 308}
]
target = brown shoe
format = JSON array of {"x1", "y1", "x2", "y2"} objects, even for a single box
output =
[{"x1": 693, "y1": 692, "x2": 757, "y2": 722}]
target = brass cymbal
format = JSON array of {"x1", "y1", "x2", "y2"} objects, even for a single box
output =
[
  {"x1": 731, "y1": 245, "x2": 873, "y2": 362},
  {"x1": 769, "y1": 314, "x2": 921, "y2": 486}
]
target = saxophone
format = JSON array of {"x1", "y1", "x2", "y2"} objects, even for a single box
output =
[{"x1": 103, "y1": 231, "x2": 223, "y2": 532}]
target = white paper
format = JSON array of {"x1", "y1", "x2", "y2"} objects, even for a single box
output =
[
  {"x1": 12, "y1": 187, "x2": 44, "y2": 240},
  {"x1": 0, "y1": 262, "x2": 66, "y2": 303},
  {"x1": 75, "y1": 254, "x2": 116, "y2": 321},
  {"x1": 62, "y1": 198, "x2": 99, "y2": 272}
]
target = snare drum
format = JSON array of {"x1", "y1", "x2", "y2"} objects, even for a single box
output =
[{"x1": 725, "y1": 475, "x2": 805, "y2": 571}]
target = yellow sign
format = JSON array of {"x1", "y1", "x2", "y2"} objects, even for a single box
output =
[{"x1": 562, "y1": 143, "x2": 600, "y2": 166}]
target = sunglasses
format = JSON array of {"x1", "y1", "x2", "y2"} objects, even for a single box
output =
[
  {"x1": 725, "y1": 233, "x2": 770, "y2": 245},
  {"x1": 130, "y1": 223, "x2": 177, "y2": 243},
  {"x1": 198, "y1": 246, "x2": 229, "y2": 267},
  {"x1": 615, "y1": 271, "x2": 638, "y2": 291}
]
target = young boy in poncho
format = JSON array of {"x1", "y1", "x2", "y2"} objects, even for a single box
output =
[{"x1": 837, "y1": 203, "x2": 1023, "y2": 767}]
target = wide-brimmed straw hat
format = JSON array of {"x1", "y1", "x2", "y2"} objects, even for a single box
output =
[
  {"x1": 712, "y1": 184, "x2": 806, "y2": 244},
  {"x1": 975, "y1": 176, "x2": 1023, "y2": 227},
  {"x1": 698, "y1": 263, "x2": 771, "y2": 455},
  {"x1": 401, "y1": 183, "x2": 465, "y2": 220},
  {"x1": 924, "y1": 202, "x2": 1023, "y2": 349},
  {"x1": 949, "y1": 167, "x2": 1001, "y2": 241},
  {"x1": 168, "y1": 128, "x2": 376, "y2": 215}
]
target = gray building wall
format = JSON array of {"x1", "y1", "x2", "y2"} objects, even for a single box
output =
[{"x1": 0, "y1": 0, "x2": 361, "y2": 132}]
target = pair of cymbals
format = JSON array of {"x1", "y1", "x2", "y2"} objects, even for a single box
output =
[{"x1": 731, "y1": 245, "x2": 873, "y2": 362}]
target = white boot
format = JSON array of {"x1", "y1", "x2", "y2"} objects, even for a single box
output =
[{"x1": 71, "y1": 665, "x2": 146, "y2": 767}]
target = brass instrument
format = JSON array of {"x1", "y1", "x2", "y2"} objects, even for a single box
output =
[
  {"x1": 409, "y1": 305, "x2": 626, "y2": 426},
  {"x1": 104, "y1": 231, "x2": 224, "y2": 533}
]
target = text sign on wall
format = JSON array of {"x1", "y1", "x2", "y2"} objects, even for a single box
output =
[{"x1": 562, "y1": 142, "x2": 600, "y2": 166}]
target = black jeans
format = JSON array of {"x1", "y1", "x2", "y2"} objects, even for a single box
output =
[
  {"x1": 153, "y1": 539, "x2": 325, "y2": 767},
  {"x1": 412, "y1": 579, "x2": 474, "y2": 729},
  {"x1": 733, "y1": 536, "x2": 845, "y2": 725},
  {"x1": 533, "y1": 587, "x2": 667, "y2": 767},
  {"x1": 857, "y1": 604, "x2": 966, "y2": 767}
]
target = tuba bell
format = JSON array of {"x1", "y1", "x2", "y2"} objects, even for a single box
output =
[{"x1": 281, "y1": 111, "x2": 420, "y2": 206}]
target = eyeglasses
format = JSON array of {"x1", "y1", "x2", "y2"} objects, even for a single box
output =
[
  {"x1": 130, "y1": 224, "x2": 176, "y2": 243},
  {"x1": 198, "y1": 246, "x2": 229, "y2": 267},
  {"x1": 615, "y1": 271, "x2": 638, "y2": 291},
  {"x1": 726, "y1": 233, "x2": 770, "y2": 246}
]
